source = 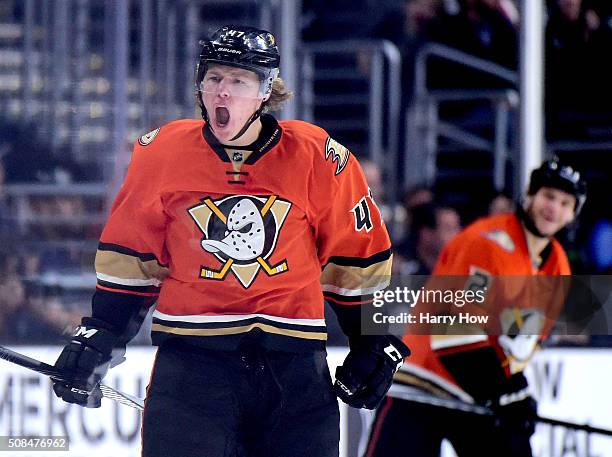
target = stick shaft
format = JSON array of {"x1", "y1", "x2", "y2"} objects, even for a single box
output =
[
  {"x1": 0, "y1": 345, "x2": 144, "y2": 411},
  {"x1": 388, "y1": 385, "x2": 612, "y2": 437},
  {"x1": 537, "y1": 416, "x2": 612, "y2": 437},
  {"x1": 0, "y1": 346, "x2": 60, "y2": 378}
]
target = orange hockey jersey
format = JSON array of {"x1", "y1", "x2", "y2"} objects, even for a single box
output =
[
  {"x1": 397, "y1": 212, "x2": 570, "y2": 398},
  {"x1": 94, "y1": 115, "x2": 392, "y2": 351}
]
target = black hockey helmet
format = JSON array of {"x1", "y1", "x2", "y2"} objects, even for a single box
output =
[
  {"x1": 195, "y1": 25, "x2": 280, "y2": 99},
  {"x1": 527, "y1": 157, "x2": 587, "y2": 214}
]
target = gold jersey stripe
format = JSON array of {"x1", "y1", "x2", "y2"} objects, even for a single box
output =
[
  {"x1": 320, "y1": 255, "x2": 392, "y2": 291},
  {"x1": 393, "y1": 372, "x2": 456, "y2": 400},
  {"x1": 151, "y1": 322, "x2": 328, "y2": 341},
  {"x1": 96, "y1": 250, "x2": 168, "y2": 282}
]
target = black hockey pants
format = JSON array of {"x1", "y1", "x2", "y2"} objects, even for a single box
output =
[
  {"x1": 364, "y1": 397, "x2": 533, "y2": 457},
  {"x1": 142, "y1": 340, "x2": 340, "y2": 457}
]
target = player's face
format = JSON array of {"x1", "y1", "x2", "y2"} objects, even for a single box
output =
[
  {"x1": 435, "y1": 208, "x2": 461, "y2": 246},
  {"x1": 201, "y1": 64, "x2": 266, "y2": 143},
  {"x1": 558, "y1": 0, "x2": 582, "y2": 21},
  {"x1": 527, "y1": 187, "x2": 576, "y2": 236}
]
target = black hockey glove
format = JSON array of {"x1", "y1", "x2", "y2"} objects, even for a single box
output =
[
  {"x1": 52, "y1": 318, "x2": 122, "y2": 408},
  {"x1": 334, "y1": 335, "x2": 410, "y2": 409},
  {"x1": 492, "y1": 372, "x2": 538, "y2": 437}
]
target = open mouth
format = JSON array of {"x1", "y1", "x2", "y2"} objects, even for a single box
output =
[{"x1": 215, "y1": 107, "x2": 230, "y2": 127}]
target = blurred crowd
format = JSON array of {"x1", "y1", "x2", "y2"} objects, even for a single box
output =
[
  {"x1": 305, "y1": 0, "x2": 612, "y2": 139},
  {"x1": 1, "y1": 0, "x2": 611, "y2": 345},
  {"x1": 0, "y1": 123, "x2": 101, "y2": 343}
]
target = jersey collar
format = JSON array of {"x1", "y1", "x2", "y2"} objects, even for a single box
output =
[
  {"x1": 202, "y1": 114, "x2": 282, "y2": 164},
  {"x1": 514, "y1": 210, "x2": 554, "y2": 270}
]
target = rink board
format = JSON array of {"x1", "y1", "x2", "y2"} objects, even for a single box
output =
[{"x1": 0, "y1": 347, "x2": 611, "y2": 457}]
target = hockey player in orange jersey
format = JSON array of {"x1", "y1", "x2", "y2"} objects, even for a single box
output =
[
  {"x1": 50, "y1": 25, "x2": 408, "y2": 457},
  {"x1": 365, "y1": 158, "x2": 586, "y2": 457}
]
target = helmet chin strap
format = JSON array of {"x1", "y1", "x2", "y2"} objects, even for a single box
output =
[
  {"x1": 516, "y1": 204, "x2": 548, "y2": 239},
  {"x1": 198, "y1": 91, "x2": 266, "y2": 144},
  {"x1": 227, "y1": 103, "x2": 265, "y2": 142},
  {"x1": 198, "y1": 92, "x2": 209, "y2": 122}
]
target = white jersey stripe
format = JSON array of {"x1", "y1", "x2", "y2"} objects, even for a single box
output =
[
  {"x1": 96, "y1": 273, "x2": 161, "y2": 287},
  {"x1": 152, "y1": 310, "x2": 326, "y2": 327},
  {"x1": 321, "y1": 277, "x2": 390, "y2": 297},
  {"x1": 430, "y1": 335, "x2": 489, "y2": 351}
]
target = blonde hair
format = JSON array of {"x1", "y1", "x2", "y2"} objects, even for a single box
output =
[{"x1": 263, "y1": 77, "x2": 294, "y2": 112}]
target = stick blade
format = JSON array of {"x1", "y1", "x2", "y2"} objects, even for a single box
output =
[{"x1": 99, "y1": 384, "x2": 144, "y2": 411}]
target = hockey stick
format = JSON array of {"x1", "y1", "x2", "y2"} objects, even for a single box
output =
[
  {"x1": 388, "y1": 384, "x2": 612, "y2": 437},
  {"x1": 0, "y1": 345, "x2": 144, "y2": 411}
]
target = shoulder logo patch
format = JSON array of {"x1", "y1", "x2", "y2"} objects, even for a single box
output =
[
  {"x1": 483, "y1": 229, "x2": 515, "y2": 252},
  {"x1": 138, "y1": 127, "x2": 161, "y2": 146},
  {"x1": 324, "y1": 137, "x2": 350, "y2": 175}
]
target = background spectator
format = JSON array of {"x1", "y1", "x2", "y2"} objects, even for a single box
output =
[
  {"x1": 370, "y1": 0, "x2": 444, "y2": 103},
  {"x1": 0, "y1": 253, "x2": 79, "y2": 344},
  {"x1": 545, "y1": 0, "x2": 612, "y2": 140},
  {"x1": 426, "y1": 0, "x2": 519, "y2": 89},
  {"x1": 488, "y1": 191, "x2": 515, "y2": 215},
  {"x1": 394, "y1": 202, "x2": 462, "y2": 275}
]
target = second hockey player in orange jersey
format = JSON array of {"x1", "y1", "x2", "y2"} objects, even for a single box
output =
[{"x1": 366, "y1": 158, "x2": 586, "y2": 457}]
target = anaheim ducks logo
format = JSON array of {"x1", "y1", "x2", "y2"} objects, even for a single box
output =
[
  {"x1": 188, "y1": 195, "x2": 291, "y2": 288},
  {"x1": 325, "y1": 137, "x2": 350, "y2": 175},
  {"x1": 138, "y1": 127, "x2": 160, "y2": 146},
  {"x1": 483, "y1": 229, "x2": 515, "y2": 252}
]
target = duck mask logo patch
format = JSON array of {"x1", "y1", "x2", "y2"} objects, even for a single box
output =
[{"x1": 188, "y1": 195, "x2": 291, "y2": 288}]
